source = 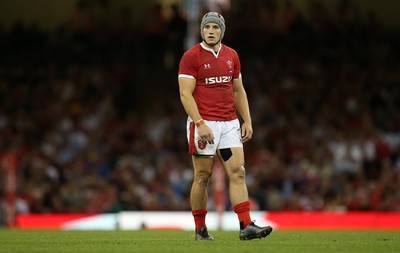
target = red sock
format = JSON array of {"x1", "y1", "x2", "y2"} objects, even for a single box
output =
[
  {"x1": 192, "y1": 209, "x2": 207, "y2": 233},
  {"x1": 234, "y1": 201, "x2": 252, "y2": 229}
]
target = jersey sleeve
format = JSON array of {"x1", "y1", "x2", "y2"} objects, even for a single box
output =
[
  {"x1": 178, "y1": 51, "x2": 197, "y2": 79},
  {"x1": 232, "y1": 50, "x2": 241, "y2": 80}
]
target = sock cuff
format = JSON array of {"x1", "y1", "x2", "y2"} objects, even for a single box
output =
[
  {"x1": 234, "y1": 201, "x2": 251, "y2": 214},
  {"x1": 192, "y1": 209, "x2": 207, "y2": 217}
]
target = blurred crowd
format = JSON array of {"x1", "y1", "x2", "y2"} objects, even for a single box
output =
[{"x1": 1, "y1": 0, "x2": 400, "y2": 222}]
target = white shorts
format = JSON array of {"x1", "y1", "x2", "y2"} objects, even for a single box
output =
[{"x1": 186, "y1": 118, "x2": 243, "y2": 155}]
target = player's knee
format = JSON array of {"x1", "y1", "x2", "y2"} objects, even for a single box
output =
[
  {"x1": 195, "y1": 170, "x2": 212, "y2": 186},
  {"x1": 231, "y1": 165, "x2": 246, "y2": 182}
]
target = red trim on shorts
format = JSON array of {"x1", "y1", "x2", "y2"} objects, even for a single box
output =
[{"x1": 189, "y1": 122, "x2": 198, "y2": 155}]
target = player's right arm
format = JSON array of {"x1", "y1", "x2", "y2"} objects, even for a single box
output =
[
  {"x1": 179, "y1": 77, "x2": 214, "y2": 144},
  {"x1": 178, "y1": 77, "x2": 201, "y2": 123}
]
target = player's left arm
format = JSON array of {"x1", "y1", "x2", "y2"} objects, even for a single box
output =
[{"x1": 233, "y1": 77, "x2": 253, "y2": 143}]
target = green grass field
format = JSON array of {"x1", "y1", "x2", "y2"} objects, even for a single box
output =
[{"x1": 0, "y1": 229, "x2": 399, "y2": 253}]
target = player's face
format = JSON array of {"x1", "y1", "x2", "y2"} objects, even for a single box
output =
[{"x1": 203, "y1": 23, "x2": 221, "y2": 46}]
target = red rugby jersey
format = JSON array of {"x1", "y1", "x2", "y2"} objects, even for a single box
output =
[{"x1": 178, "y1": 43, "x2": 241, "y2": 121}]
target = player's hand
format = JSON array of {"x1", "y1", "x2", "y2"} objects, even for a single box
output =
[
  {"x1": 198, "y1": 124, "x2": 215, "y2": 144},
  {"x1": 241, "y1": 122, "x2": 253, "y2": 143}
]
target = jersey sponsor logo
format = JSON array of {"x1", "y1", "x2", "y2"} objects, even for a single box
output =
[{"x1": 205, "y1": 76, "x2": 232, "y2": 84}]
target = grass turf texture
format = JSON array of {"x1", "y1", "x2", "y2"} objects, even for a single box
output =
[{"x1": 0, "y1": 229, "x2": 399, "y2": 253}]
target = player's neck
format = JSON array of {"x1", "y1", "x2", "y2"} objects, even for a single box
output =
[{"x1": 202, "y1": 41, "x2": 221, "y2": 53}]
